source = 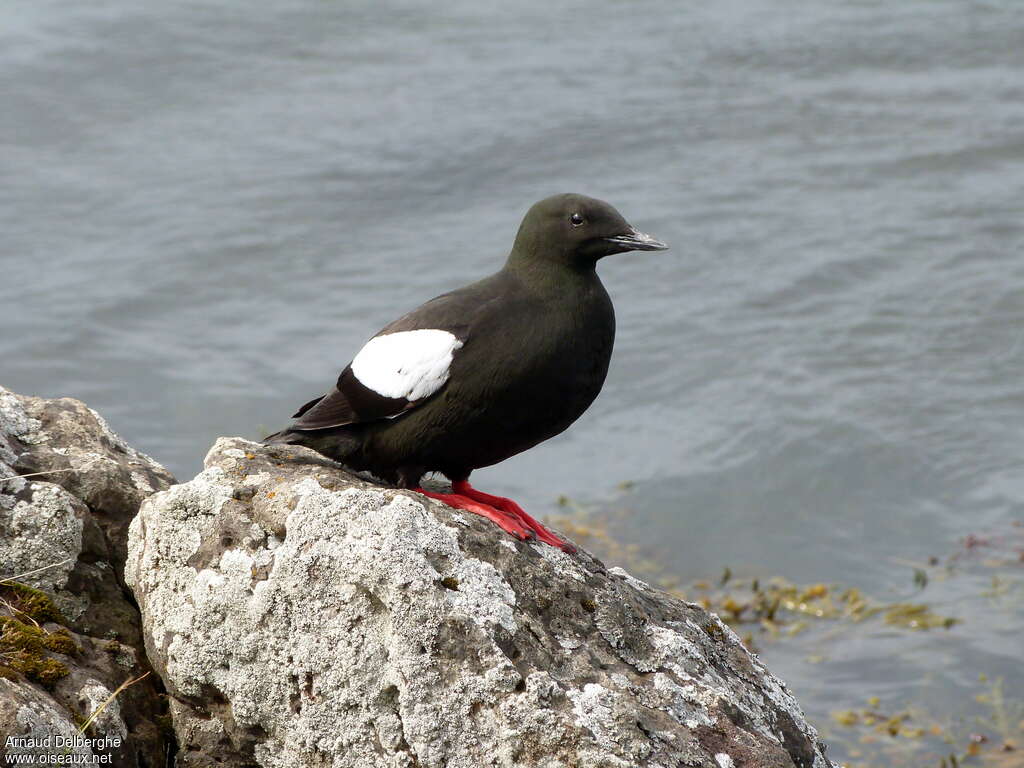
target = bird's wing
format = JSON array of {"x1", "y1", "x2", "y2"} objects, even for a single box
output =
[{"x1": 287, "y1": 286, "x2": 491, "y2": 432}]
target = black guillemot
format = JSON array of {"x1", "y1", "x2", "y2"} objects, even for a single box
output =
[{"x1": 265, "y1": 193, "x2": 668, "y2": 552}]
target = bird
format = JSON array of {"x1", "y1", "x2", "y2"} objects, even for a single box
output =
[{"x1": 264, "y1": 193, "x2": 668, "y2": 552}]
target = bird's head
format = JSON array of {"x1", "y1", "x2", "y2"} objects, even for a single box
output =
[{"x1": 510, "y1": 193, "x2": 668, "y2": 270}]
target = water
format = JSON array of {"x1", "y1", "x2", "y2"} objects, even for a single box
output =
[{"x1": 3, "y1": 1, "x2": 1024, "y2": 763}]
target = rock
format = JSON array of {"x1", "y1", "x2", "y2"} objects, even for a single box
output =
[
  {"x1": 127, "y1": 437, "x2": 834, "y2": 768},
  {"x1": 0, "y1": 386, "x2": 175, "y2": 766}
]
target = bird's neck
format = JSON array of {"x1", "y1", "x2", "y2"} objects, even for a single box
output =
[{"x1": 503, "y1": 248, "x2": 598, "y2": 295}]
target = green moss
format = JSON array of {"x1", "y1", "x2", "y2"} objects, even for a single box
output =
[
  {"x1": 0, "y1": 616, "x2": 78, "y2": 655},
  {"x1": 2, "y1": 615, "x2": 44, "y2": 653},
  {"x1": 2, "y1": 650, "x2": 69, "y2": 688},
  {"x1": 41, "y1": 628, "x2": 78, "y2": 656},
  {"x1": 0, "y1": 616, "x2": 76, "y2": 689},
  {"x1": 0, "y1": 581, "x2": 65, "y2": 624}
]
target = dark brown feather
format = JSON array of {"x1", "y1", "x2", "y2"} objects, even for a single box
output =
[
  {"x1": 292, "y1": 395, "x2": 326, "y2": 418},
  {"x1": 289, "y1": 367, "x2": 412, "y2": 431}
]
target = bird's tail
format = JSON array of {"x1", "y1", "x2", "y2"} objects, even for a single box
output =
[
  {"x1": 262, "y1": 429, "x2": 301, "y2": 445},
  {"x1": 261, "y1": 427, "x2": 362, "y2": 465}
]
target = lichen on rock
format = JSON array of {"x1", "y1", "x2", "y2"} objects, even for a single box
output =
[{"x1": 128, "y1": 436, "x2": 835, "y2": 768}]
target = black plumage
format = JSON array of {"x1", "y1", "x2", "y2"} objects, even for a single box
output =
[{"x1": 265, "y1": 193, "x2": 667, "y2": 550}]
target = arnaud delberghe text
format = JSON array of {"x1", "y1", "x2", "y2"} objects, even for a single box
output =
[{"x1": 4, "y1": 734, "x2": 122, "y2": 765}]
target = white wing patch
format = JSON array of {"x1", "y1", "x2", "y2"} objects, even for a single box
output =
[{"x1": 351, "y1": 329, "x2": 464, "y2": 401}]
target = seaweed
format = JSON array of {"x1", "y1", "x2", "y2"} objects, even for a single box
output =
[
  {"x1": 550, "y1": 497, "x2": 1024, "y2": 768},
  {"x1": 828, "y1": 680, "x2": 1023, "y2": 768}
]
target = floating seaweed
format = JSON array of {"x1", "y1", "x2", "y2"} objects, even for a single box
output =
[{"x1": 551, "y1": 497, "x2": 1024, "y2": 768}]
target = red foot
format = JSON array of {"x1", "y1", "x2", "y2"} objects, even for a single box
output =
[
  {"x1": 413, "y1": 487, "x2": 534, "y2": 542},
  {"x1": 452, "y1": 481, "x2": 576, "y2": 554}
]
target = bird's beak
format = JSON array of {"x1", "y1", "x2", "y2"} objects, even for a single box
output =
[{"x1": 603, "y1": 228, "x2": 669, "y2": 252}]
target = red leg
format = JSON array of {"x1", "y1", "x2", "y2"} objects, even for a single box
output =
[
  {"x1": 413, "y1": 487, "x2": 534, "y2": 542},
  {"x1": 452, "y1": 481, "x2": 576, "y2": 553}
]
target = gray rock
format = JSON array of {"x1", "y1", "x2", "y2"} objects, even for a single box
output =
[
  {"x1": 1, "y1": 386, "x2": 175, "y2": 767},
  {"x1": 128, "y1": 437, "x2": 834, "y2": 768}
]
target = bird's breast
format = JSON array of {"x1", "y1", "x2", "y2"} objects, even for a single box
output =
[{"x1": 464, "y1": 286, "x2": 614, "y2": 426}]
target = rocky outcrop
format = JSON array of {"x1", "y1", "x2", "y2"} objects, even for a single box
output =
[
  {"x1": 0, "y1": 387, "x2": 175, "y2": 766},
  {"x1": 127, "y1": 437, "x2": 834, "y2": 768}
]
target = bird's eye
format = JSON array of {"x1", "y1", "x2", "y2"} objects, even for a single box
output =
[{"x1": 569, "y1": 213, "x2": 585, "y2": 227}]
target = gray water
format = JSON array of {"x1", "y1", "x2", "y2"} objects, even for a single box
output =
[{"x1": 3, "y1": 1, "x2": 1024, "y2": 763}]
